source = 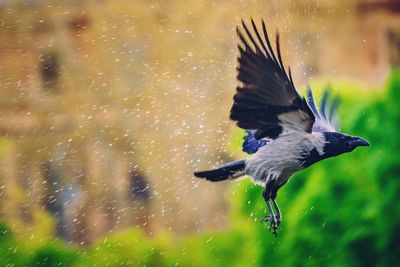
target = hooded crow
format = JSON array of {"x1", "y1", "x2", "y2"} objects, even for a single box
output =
[{"x1": 194, "y1": 19, "x2": 370, "y2": 236}]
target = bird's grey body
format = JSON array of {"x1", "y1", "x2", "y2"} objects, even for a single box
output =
[
  {"x1": 193, "y1": 19, "x2": 370, "y2": 236},
  {"x1": 245, "y1": 131, "x2": 325, "y2": 185}
]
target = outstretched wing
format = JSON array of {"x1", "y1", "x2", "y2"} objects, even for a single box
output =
[
  {"x1": 230, "y1": 19, "x2": 315, "y2": 140},
  {"x1": 306, "y1": 86, "x2": 340, "y2": 132}
]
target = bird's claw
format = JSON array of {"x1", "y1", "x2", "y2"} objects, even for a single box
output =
[
  {"x1": 261, "y1": 215, "x2": 272, "y2": 222},
  {"x1": 261, "y1": 215, "x2": 279, "y2": 237}
]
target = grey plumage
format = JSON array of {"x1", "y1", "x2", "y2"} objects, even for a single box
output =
[{"x1": 244, "y1": 131, "x2": 325, "y2": 185}]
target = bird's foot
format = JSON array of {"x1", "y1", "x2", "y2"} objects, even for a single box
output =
[
  {"x1": 261, "y1": 215, "x2": 279, "y2": 237},
  {"x1": 261, "y1": 215, "x2": 272, "y2": 222}
]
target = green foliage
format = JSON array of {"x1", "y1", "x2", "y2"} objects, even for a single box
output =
[
  {"x1": 29, "y1": 242, "x2": 80, "y2": 267},
  {"x1": 84, "y1": 229, "x2": 166, "y2": 266},
  {"x1": 0, "y1": 222, "x2": 31, "y2": 266},
  {"x1": 0, "y1": 221, "x2": 80, "y2": 267},
  {"x1": 1, "y1": 71, "x2": 400, "y2": 266}
]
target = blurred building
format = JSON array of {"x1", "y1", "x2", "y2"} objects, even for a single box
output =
[{"x1": 0, "y1": 0, "x2": 398, "y2": 244}]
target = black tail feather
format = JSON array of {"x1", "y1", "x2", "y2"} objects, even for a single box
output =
[{"x1": 194, "y1": 160, "x2": 246, "y2": 182}]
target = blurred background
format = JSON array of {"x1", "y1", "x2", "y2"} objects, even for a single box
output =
[{"x1": 0, "y1": 0, "x2": 399, "y2": 266}]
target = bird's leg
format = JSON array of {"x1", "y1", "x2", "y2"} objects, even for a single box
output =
[
  {"x1": 271, "y1": 181, "x2": 286, "y2": 227},
  {"x1": 270, "y1": 185, "x2": 281, "y2": 226},
  {"x1": 266, "y1": 200, "x2": 278, "y2": 236},
  {"x1": 271, "y1": 199, "x2": 281, "y2": 226},
  {"x1": 261, "y1": 181, "x2": 278, "y2": 236}
]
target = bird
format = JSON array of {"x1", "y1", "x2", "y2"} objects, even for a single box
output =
[{"x1": 193, "y1": 19, "x2": 370, "y2": 236}]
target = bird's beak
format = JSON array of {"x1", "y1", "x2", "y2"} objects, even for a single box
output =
[{"x1": 350, "y1": 136, "x2": 370, "y2": 147}]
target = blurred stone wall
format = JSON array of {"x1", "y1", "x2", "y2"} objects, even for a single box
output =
[{"x1": 0, "y1": 0, "x2": 398, "y2": 244}]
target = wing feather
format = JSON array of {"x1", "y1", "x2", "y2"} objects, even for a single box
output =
[
  {"x1": 306, "y1": 86, "x2": 340, "y2": 132},
  {"x1": 230, "y1": 19, "x2": 315, "y2": 139}
]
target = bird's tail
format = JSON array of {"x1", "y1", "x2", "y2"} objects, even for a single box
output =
[{"x1": 194, "y1": 159, "x2": 246, "y2": 182}]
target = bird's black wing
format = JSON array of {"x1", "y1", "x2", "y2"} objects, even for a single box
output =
[
  {"x1": 306, "y1": 86, "x2": 339, "y2": 132},
  {"x1": 230, "y1": 19, "x2": 315, "y2": 139}
]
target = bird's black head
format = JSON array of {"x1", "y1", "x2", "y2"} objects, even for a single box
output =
[{"x1": 322, "y1": 132, "x2": 370, "y2": 158}]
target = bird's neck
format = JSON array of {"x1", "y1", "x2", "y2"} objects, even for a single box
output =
[{"x1": 301, "y1": 147, "x2": 327, "y2": 168}]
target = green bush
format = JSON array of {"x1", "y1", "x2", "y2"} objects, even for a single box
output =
[
  {"x1": 29, "y1": 242, "x2": 80, "y2": 267},
  {"x1": 84, "y1": 229, "x2": 165, "y2": 266},
  {"x1": 0, "y1": 222, "x2": 28, "y2": 266}
]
